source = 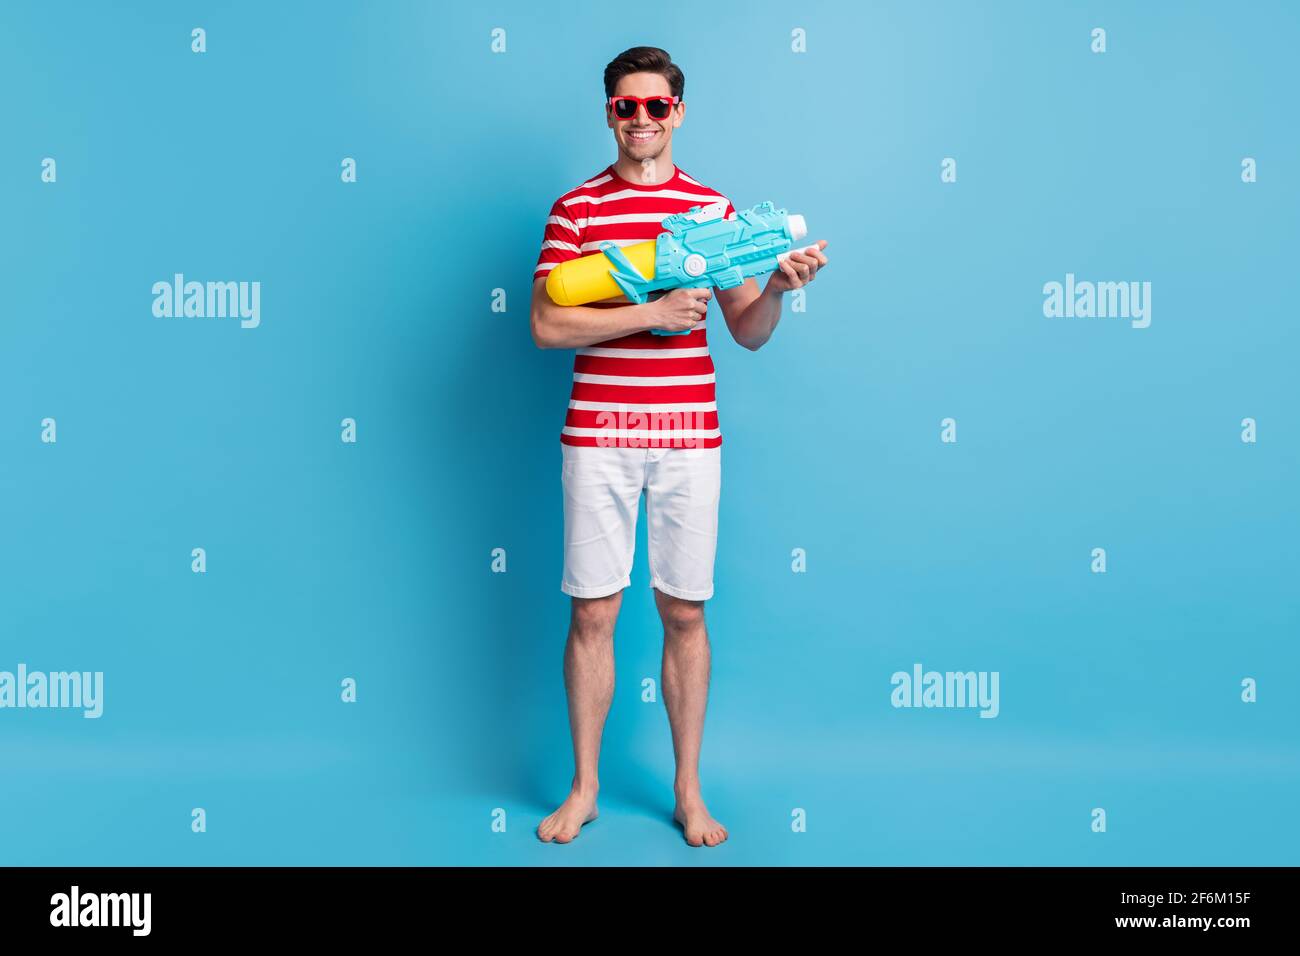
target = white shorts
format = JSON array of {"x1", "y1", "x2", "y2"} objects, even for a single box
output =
[{"x1": 560, "y1": 443, "x2": 721, "y2": 601}]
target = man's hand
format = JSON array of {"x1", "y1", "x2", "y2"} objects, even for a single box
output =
[
  {"x1": 765, "y1": 239, "x2": 829, "y2": 295},
  {"x1": 647, "y1": 287, "x2": 712, "y2": 333}
]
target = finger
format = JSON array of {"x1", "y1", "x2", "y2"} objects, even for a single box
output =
[
  {"x1": 791, "y1": 251, "x2": 821, "y2": 272},
  {"x1": 793, "y1": 245, "x2": 827, "y2": 267},
  {"x1": 778, "y1": 258, "x2": 802, "y2": 287}
]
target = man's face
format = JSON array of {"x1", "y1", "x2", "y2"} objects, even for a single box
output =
[{"x1": 607, "y1": 72, "x2": 683, "y2": 165}]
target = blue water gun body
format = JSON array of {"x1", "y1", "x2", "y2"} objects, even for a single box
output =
[{"x1": 598, "y1": 200, "x2": 810, "y2": 335}]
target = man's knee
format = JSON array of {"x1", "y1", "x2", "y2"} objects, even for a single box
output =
[
  {"x1": 570, "y1": 593, "x2": 620, "y2": 642},
  {"x1": 654, "y1": 590, "x2": 705, "y2": 637}
]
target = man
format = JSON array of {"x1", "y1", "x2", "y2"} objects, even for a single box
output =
[{"x1": 530, "y1": 46, "x2": 828, "y2": 847}]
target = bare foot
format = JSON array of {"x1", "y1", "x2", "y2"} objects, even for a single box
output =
[
  {"x1": 537, "y1": 788, "x2": 599, "y2": 844},
  {"x1": 673, "y1": 791, "x2": 728, "y2": 847}
]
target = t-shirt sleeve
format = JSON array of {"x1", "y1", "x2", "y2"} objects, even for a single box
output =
[{"x1": 533, "y1": 198, "x2": 583, "y2": 283}]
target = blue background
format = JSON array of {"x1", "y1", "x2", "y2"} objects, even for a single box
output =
[{"x1": 2, "y1": 0, "x2": 1297, "y2": 866}]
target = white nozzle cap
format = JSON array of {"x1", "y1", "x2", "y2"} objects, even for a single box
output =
[{"x1": 787, "y1": 213, "x2": 807, "y2": 241}]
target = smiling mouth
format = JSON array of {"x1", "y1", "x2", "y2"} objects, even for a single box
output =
[{"x1": 626, "y1": 128, "x2": 659, "y2": 142}]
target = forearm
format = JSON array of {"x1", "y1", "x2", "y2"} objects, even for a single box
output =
[
  {"x1": 731, "y1": 282, "x2": 784, "y2": 351},
  {"x1": 532, "y1": 298, "x2": 654, "y2": 349}
]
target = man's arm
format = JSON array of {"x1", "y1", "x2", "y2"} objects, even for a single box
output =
[
  {"x1": 530, "y1": 278, "x2": 712, "y2": 349},
  {"x1": 715, "y1": 240, "x2": 829, "y2": 351},
  {"x1": 715, "y1": 279, "x2": 779, "y2": 352},
  {"x1": 530, "y1": 278, "x2": 652, "y2": 349}
]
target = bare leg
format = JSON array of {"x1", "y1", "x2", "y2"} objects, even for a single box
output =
[
  {"x1": 655, "y1": 589, "x2": 728, "y2": 847},
  {"x1": 538, "y1": 592, "x2": 621, "y2": 843}
]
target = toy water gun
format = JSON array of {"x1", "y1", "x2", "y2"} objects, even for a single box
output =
[{"x1": 545, "y1": 200, "x2": 815, "y2": 335}]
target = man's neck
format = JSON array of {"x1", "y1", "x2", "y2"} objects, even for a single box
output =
[{"x1": 612, "y1": 152, "x2": 676, "y2": 186}]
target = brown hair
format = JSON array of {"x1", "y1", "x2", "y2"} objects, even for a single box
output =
[{"x1": 603, "y1": 46, "x2": 684, "y2": 101}]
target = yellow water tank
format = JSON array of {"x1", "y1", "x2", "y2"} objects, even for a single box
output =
[{"x1": 545, "y1": 240, "x2": 659, "y2": 306}]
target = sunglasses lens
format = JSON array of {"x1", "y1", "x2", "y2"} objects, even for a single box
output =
[
  {"x1": 613, "y1": 99, "x2": 638, "y2": 119},
  {"x1": 646, "y1": 98, "x2": 673, "y2": 119}
]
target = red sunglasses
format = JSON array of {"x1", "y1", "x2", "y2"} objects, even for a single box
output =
[{"x1": 607, "y1": 95, "x2": 681, "y2": 121}]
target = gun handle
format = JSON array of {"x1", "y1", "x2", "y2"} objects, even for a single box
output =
[{"x1": 649, "y1": 281, "x2": 711, "y2": 336}]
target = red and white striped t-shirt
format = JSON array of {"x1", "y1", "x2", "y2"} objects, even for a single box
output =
[{"x1": 534, "y1": 164, "x2": 735, "y2": 449}]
